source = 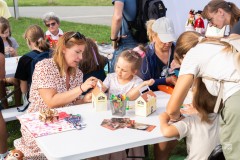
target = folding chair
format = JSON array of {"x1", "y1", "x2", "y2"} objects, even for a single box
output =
[{"x1": 126, "y1": 145, "x2": 149, "y2": 159}]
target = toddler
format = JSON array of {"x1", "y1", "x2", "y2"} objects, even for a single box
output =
[{"x1": 99, "y1": 49, "x2": 154, "y2": 160}]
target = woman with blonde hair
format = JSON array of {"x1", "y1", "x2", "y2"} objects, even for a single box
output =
[
  {"x1": 14, "y1": 31, "x2": 98, "y2": 159},
  {"x1": 202, "y1": 0, "x2": 240, "y2": 35},
  {"x1": 139, "y1": 17, "x2": 178, "y2": 160},
  {"x1": 140, "y1": 17, "x2": 177, "y2": 91}
]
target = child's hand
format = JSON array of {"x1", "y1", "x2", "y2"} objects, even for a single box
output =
[
  {"x1": 144, "y1": 79, "x2": 155, "y2": 86},
  {"x1": 166, "y1": 76, "x2": 177, "y2": 85},
  {"x1": 9, "y1": 47, "x2": 16, "y2": 56},
  {"x1": 82, "y1": 92, "x2": 92, "y2": 103}
]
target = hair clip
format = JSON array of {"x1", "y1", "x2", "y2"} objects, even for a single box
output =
[
  {"x1": 227, "y1": 2, "x2": 231, "y2": 8},
  {"x1": 38, "y1": 37, "x2": 43, "y2": 42},
  {"x1": 91, "y1": 47, "x2": 99, "y2": 66},
  {"x1": 133, "y1": 46, "x2": 145, "y2": 58}
]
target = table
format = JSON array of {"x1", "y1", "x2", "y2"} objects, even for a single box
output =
[
  {"x1": 97, "y1": 43, "x2": 114, "y2": 60},
  {"x1": 34, "y1": 91, "x2": 174, "y2": 160},
  {"x1": 5, "y1": 56, "x2": 20, "y2": 78}
]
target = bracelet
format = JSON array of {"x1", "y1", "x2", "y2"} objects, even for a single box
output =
[
  {"x1": 170, "y1": 113, "x2": 183, "y2": 123},
  {"x1": 79, "y1": 84, "x2": 84, "y2": 93},
  {"x1": 110, "y1": 37, "x2": 118, "y2": 41}
]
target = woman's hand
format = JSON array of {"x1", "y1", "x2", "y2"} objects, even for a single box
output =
[
  {"x1": 82, "y1": 92, "x2": 92, "y2": 103},
  {"x1": 81, "y1": 77, "x2": 98, "y2": 92}
]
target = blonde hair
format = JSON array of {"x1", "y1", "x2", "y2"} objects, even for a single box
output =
[
  {"x1": 146, "y1": 19, "x2": 158, "y2": 42},
  {"x1": 202, "y1": 0, "x2": 240, "y2": 27},
  {"x1": 24, "y1": 25, "x2": 49, "y2": 52},
  {"x1": 116, "y1": 49, "x2": 142, "y2": 71},
  {"x1": 53, "y1": 31, "x2": 86, "y2": 77},
  {"x1": 175, "y1": 31, "x2": 201, "y2": 64}
]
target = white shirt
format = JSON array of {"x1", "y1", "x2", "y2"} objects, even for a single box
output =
[
  {"x1": 173, "y1": 113, "x2": 220, "y2": 160},
  {"x1": 45, "y1": 28, "x2": 63, "y2": 40},
  {"x1": 103, "y1": 73, "x2": 143, "y2": 97},
  {"x1": 179, "y1": 43, "x2": 240, "y2": 102}
]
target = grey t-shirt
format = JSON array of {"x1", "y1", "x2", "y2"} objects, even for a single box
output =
[
  {"x1": 112, "y1": 0, "x2": 137, "y2": 36},
  {"x1": 4, "y1": 37, "x2": 19, "y2": 49}
]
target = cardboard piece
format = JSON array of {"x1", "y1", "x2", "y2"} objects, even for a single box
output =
[{"x1": 92, "y1": 81, "x2": 107, "y2": 112}]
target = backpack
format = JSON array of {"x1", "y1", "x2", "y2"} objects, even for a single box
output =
[
  {"x1": 26, "y1": 51, "x2": 50, "y2": 85},
  {"x1": 123, "y1": 0, "x2": 167, "y2": 44}
]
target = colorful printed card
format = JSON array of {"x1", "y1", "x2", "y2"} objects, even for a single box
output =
[
  {"x1": 101, "y1": 118, "x2": 156, "y2": 132},
  {"x1": 17, "y1": 112, "x2": 76, "y2": 138}
]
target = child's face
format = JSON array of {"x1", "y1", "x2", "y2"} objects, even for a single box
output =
[
  {"x1": 0, "y1": 28, "x2": 10, "y2": 38},
  {"x1": 115, "y1": 57, "x2": 136, "y2": 81}
]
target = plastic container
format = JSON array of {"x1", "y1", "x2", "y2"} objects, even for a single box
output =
[{"x1": 110, "y1": 100, "x2": 127, "y2": 117}]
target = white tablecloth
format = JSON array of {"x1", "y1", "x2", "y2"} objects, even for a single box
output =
[
  {"x1": 5, "y1": 56, "x2": 20, "y2": 78},
  {"x1": 34, "y1": 91, "x2": 174, "y2": 160}
]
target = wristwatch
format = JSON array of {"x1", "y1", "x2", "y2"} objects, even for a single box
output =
[{"x1": 110, "y1": 37, "x2": 118, "y2": 41}]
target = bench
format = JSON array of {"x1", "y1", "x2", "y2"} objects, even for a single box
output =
[{"x1": 2, "y1": 106, "x2": 25, "y2": 122}]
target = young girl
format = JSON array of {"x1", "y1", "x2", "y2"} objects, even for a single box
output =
[
  {"x1": 0, "y1": 17, "x2": 19, "y2": 57},
  {"x1": 160, "y1": 77, "x2": 221, "y2": 160},
  {"x1": 79, "y1": 38, "x2": 108, "y2": 94},
  {"x1": 103, "y1": 49, "x2": 154, "y2": 101},
  {"x1": 97, "y1": 49, "x2": 154, "y2": 160}
]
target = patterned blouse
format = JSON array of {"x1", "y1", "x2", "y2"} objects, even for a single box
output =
[{"x1": 28, "y1": 58, "x2": 83, "y2": 113}]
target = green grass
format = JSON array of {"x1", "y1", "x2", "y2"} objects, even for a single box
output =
[
  {"x1": 8, "y1": 17, "x2": 111, "y2": 56},
  {"x1": 6, "y1": 0, "x2": 111, "y2": 6}
]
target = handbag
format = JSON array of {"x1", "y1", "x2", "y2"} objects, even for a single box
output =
[{"x1": 208, "y1": 144, "x2": 225, "y2": 160}]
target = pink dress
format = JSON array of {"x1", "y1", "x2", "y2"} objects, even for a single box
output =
[{"x1": 14, "y1": 58, "x2": 83, "y2": 160}]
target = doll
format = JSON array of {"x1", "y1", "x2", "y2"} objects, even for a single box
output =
[
  {"x1": 194, "y1": 10, "x2": 205, "y2": 34},
  {"x1": 5, "y1": 149, "x2": 24, "y2": 160},
  {"x1": 185, "y1": 9, "x2": 195, "y2": 31}
]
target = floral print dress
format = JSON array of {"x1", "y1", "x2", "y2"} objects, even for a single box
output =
[{"x1": 14, "y1": 58, "x2": 83, "y2": 160}]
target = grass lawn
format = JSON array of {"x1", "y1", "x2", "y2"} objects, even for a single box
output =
[
  {"x1": 6, "y1": 0, "x2": 111, "y2": 6},
  {"x1": 9, "y1": 17, "x2": 111, "y2": 56}
]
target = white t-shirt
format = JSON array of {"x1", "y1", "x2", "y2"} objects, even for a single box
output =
[
  {"x1": 173, "y1": 113, "x2": 220, "y2": 160},
  {"x1": 103, "y1": 73, "x2": 143, "y2": 97},
  {"x1": 45, "y1": 28, "x2": 63, "y2": 40},
  {"x1": 179, "y1": 43, "x2": 240, "y2": 102}
]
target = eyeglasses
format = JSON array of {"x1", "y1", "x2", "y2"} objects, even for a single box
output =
[
  {"x1": 67, "y1": 32, "x2": 86, "y2": 41},
  {"x1": 45, "y1": 22, "x2": 56, "y2": 27}
]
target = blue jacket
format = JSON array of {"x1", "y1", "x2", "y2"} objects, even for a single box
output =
[{"x1": 139, "y1": 43, "x2": 175, "y2": 91}]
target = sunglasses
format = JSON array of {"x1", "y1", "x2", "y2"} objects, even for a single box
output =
[
  {"x1": 45, "y1": 22, "x2": 56, "y2": 27},
  {"x1": 67, "y1": 32, "x2": 86, "y2": 41}
]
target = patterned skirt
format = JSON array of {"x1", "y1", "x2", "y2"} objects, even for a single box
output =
[{"x1": 14, "y1": 125, "x2": 47, "y2": 160}]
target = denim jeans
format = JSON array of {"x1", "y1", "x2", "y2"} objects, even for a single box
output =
[{"x1": 109, "y1": 34, "x2": 138, "y2": 73}]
